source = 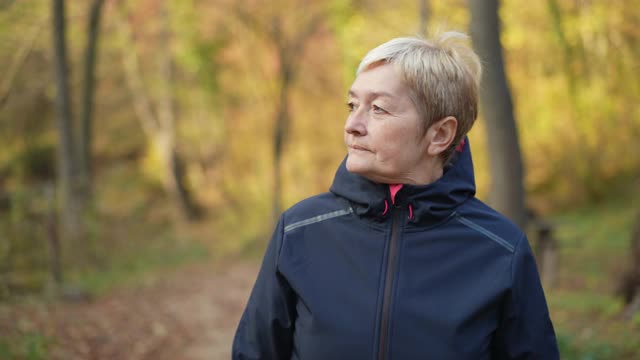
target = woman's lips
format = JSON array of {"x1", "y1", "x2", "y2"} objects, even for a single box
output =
[{"x1": 350, "y1": 145, "x2": 371, "y2": 152}]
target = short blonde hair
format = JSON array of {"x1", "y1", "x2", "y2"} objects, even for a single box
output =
[{"x1": 357, "y1": 32, "x2": 482, "y2": 162}]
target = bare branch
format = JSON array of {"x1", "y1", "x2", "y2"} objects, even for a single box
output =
[
  {"x1": 0, "y1": 20, "x2": 44, "y2": 110},
  {"x1": 230, "y1": 1, "x2": 271, "y2": 37},
  {"x1": 290, "y1": 12, "x2": 324, "y2": 59},
  {"x1": 113, "y1": 6, "x2": 159, "y2": 138},
  {"x1": 156, "y1": 5, "x2": 175, "y2": 137}
]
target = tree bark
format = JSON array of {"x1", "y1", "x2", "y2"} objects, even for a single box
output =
[
  {"x1": 619, "y1": 208, "x2": 640, "y2": 319},
  {"x1": 468, "y1": 0, "x2": 527, "y2": 228},
  {"x1": 272, "y1": 58, "x2": 292, "y2": 224},
  {"x1": 547, "y1": 0, "x2": 578, "y2": 108},
  {"x1": 78, "y1": 0, "x2": 105, "y2": 202},
  {"x1": 530, "y1": 210, "x2": 558, "y2": 288},
  {"x1": 269, "y1": 15, "x2": 323, "y2": 224},
  {"x1": 45, "y1": 183, "x2": 63, "y2": 286},
  {"x1": 52, "y1": 0, "x2": 81, "y2": 246}
]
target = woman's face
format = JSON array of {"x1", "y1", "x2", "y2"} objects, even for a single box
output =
[{"x1": 344, "y1": 63, "x2": 439, "y2": 184}]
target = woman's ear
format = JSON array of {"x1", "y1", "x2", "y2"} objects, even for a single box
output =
[{"x1": 426, "y1": 116, "x2": 458, "y2": 156}]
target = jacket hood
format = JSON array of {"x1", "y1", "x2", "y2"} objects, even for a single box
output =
[{"x1": 330, "y1": 138, "x2": 476, "y2": 226}]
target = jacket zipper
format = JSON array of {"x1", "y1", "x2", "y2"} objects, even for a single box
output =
[{"x1": 378, "y1": 204, "x2": 403, "y2": 360}]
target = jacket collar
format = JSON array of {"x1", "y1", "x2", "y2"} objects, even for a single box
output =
[{"x1": 329, "y1": 138, "x2": 476, "y2": 226}]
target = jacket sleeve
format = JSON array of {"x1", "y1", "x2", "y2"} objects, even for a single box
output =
[
  {"x1": 232, "y1": 216, "x2": 296, "y2": 360},
  {"x1": 493, "y1": 235, "x2": 560, "y2": 359}
]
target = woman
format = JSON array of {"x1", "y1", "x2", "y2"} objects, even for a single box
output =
[{"x1": 233, "y1": 32, "x2": 559, "y2": 360}]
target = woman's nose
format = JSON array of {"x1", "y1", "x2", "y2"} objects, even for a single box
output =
[{"x1": 344, "y1": 111, "x2": 367, "y2": 136}]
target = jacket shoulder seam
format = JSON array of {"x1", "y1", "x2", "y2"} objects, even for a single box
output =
[
  {"x1": 275, "y1": 216, "x2": 286, "y2": 267},
  {"x1": 284, "y1": 208, "x2": 353, "y2": 233},
  {"x1": 454, "y1": 213, "x2": 515, "y2": 253}
]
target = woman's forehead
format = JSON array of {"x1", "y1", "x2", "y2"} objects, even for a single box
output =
[{"x1": 348, "y1": 64, "x2": 410, "y2": 99}]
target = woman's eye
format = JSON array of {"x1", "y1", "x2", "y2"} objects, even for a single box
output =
[
  {"x1": 372, "y1": 104, "x2": 386, "y2": 114},
  {"x1": 347, "y1": 102, "x2": 356, "y2": 112}
]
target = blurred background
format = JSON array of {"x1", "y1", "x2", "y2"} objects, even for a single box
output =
[{"x1": 0, "y1": 0, "x2": 639, "y2": 359}]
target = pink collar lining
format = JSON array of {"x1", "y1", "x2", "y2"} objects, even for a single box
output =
[{"x1": 389, "y1": 184, "x2": 403, "y2": 205}]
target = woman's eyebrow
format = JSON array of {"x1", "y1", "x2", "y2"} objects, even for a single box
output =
[{"x1": 348, "y1": 89, "x2": 395, "y2": 99}]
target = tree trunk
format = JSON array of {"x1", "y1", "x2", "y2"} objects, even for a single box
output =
[
  {"x1": 156, "y1": 6, "x2": 200, "y2": 221},
  {"x1": 468, "y1": 0, "x2": 527, "y2": 228},
  {"x1": 78, "y1": 0, "x2": 105, "y2": 202},
  {"x1": 115, "y1": 5, "x2": 200, "y2": 221},
  {"x1": 52, "y1": 0, "x2": 81, "y2": 247},
  {"x1": 530, "y1": 210, "x2": 558, "y2": 288},
  {"x1": 619, "y1": 208, "x2": 640, "y2": 319},
  {"x1": 231, "y1": 7, "x2": 324, "y2": 224},
  {"x1": 272, "y1": 67, "x2": 291, "y2": 224},
  {"x1": 45, "y1": 183, "x2": 63, "y2": 286},
  {"x1": 154, "y1": 132, "x2": 200, "y2": 220},
  {"x1": 547, "y1": 0, "x2": 578, "y2": 109}
]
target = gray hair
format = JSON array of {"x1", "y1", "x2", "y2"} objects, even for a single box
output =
[{"x1": 357, "y1": 32, "x2": 482, "y2": 161}]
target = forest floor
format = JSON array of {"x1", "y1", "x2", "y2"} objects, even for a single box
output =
[{"x1": 0, "y1": 261, "x2": 258, "y2": 360}]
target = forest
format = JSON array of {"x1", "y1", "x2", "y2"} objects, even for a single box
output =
[{"x1": 0, "y1": 0, "x2": 639, "y2": 358}]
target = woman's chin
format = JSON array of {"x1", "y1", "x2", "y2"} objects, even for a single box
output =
[{"x1": 345, "y1": 156, "x2": 370, "y2": 175}]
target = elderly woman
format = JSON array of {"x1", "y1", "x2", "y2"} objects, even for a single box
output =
[{"x1": 233, "y1": 32, "x2": 559, "y2": 359}]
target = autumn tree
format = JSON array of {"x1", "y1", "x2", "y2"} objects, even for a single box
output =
[
  {"x1": 115, "y1": 2, "x2": 201, "y2": 220},
  {"x1": 49, "y1": 0, "x2": 107, "y2": 284},
  {"x1": 468, "y1": 0, "x2": 526, "y2": 228},
  {"x1": 51, "y1": 0, "x2": 81, "y2": 254},
  {"x1": 231, "y1": 0, "x2": 326, "y2": 224}
]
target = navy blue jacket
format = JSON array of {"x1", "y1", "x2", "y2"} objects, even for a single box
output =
[{"x1": 232, "y1": 141, "x2": 559, "y2": 359}]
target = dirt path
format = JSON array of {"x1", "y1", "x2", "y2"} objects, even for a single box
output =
[{"x1": 0, "y1": 261, "x2": 259, "y2": 360}]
